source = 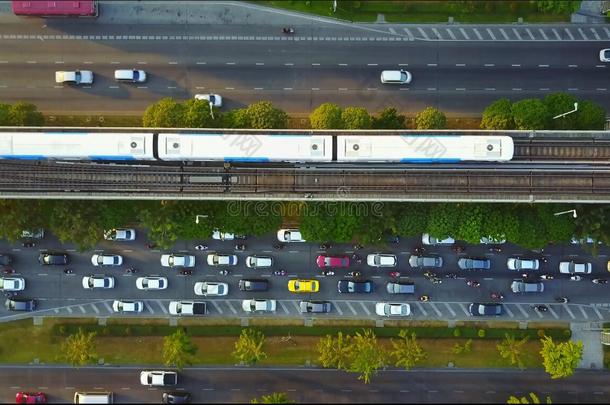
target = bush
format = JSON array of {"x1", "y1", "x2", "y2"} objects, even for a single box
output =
[
  {"x1": 453, "y1": 328, "x2": 461, "y2": 337},
  {"x1": 537, "y1": 329, "x2": 546, "y2": 338},
  {"x1": 478, "y1": 329, "x2": 486, "y2": 338},
  {"x1": 124, "y1": 327, "x2": 132, "y2": 336}
]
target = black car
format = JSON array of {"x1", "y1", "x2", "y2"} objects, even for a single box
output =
[
  {"x1": 238, "y1": 279, "x2": 269, "y2": 292},
  {"x1": 5, "y1": 298, "x2": 37, "y2": 312},
  {"x1": 337, "y1": 280, "x2": 372, "y2": 294},
  {"x1": 299, "y1": 300, "x2": 332, "y2": 313},
  {"x1": 162, "y1": 392, "x2": 191, "y2": 404},
  {"x1": 0, "y1": 254, "x2": 11, "y2": 266},
  {"x1": 469, "y1": 302, "x2": 502, "y2": 316},
  {"x1": 38, "y1": 252, "x2": 69, "y2": 265}
]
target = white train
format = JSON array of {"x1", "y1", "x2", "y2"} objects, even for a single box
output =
[{"x1": 0, "y1": 131, "x2": 514, "y2": 163}]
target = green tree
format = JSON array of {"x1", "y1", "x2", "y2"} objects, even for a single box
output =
[
  {"x1": 0, "y1": 103, "x2": 11, "y2": 125},
  {"x1": 341, "y1": 106, "x2": 371, "y2": 129},
  {"x1": 346, "y1": 329, "x2": 386, "y2": 384},
  {"x1": 497, "y1": 333, "x2": 529, "y2": 369},
  {"x1": 163, "y1": 328, "x2": 197, "y2": 370},
  {"x1": 61, "y1": 327, "x2": 97, "y2": 366},
  {"x1": 142, "y1": 97, "x2": 185, "y2": 127},
  {"x1": 426, "y1": 203, "x2": 460, "y2": 240},
  {"x1": 8, "y1": 102, "x2": 44, "y2": 126},
  {"x1": 246, "y1": 101, "x2": 288, "y2": 129},
  {"x1": 182, "y1": 99, "x2": 218, "y2": 128},
  {"x1": 575, "y1": 100, "x2": 606, "y2": 130},
  {"x1": 481, "y1": 98, "x2": 515, "y2": 130},
  {"x1": 543, "y1": 93, "x2": 579, "y2": 130},
  {"x1": 392, "y1": 203, "x2": 430, "y2": 238},
  {"x1": 233, "y1": 328, "x2": 267, "y2": 366},
  {"x1": 532, "y1": 0, "x2": 580, "y2": 14},
  {"x1": 535, "y1": 204, "x2": 575, "y2": 243},
  {"x1": 47, "y1": 200, "x2": 105, "y2": 251},
  {"x1": 0, "y1": 199, "x2": 46, "y2": 242},
  {"x1": 251, "y1": 392, "x2": 295, "y2": 404},
  {"x1": 415, "y1": 107, "x2": 446, "y2": 129},
  {"x1": 574, "y1": 205, "x2": 610, "y2": 246},
  {"x1": 309, "y1": 103, "x2": 343, "y2": 129},
  {"x1": 299, "y1": 202, "x2": 363, "y2": 243},
  {"x1": 455, "y1": 203, "x2": 488, "y2": 244},
  {"x1": 507, "y1": 392, "x2": 552, "y2": 404},
  {"x1": 539, "y1": 336, "x2": 583, "y2": 379},
  {"x1": 372, "y1": 107, "x2": 405, "y2": 129},
  {"x1": 317, "y1": 332, "x2": 351, "y2": 369},
  {"x1": 511, "y1": 99, "x2": 549, "y2": 130},
  {"x1": 224, "y1": 108, "x2": 251, "y2": 128},
  {"x1": 389, "y1": 330, "x2": 426, "y2": 370}
]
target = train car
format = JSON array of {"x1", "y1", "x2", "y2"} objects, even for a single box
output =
[
  {"x1": 336, "y1": 135, "x2": 514, "y2": 163},
  {"x1": 157, "y1": 133, "x2": 333, "y2": 162},
  {"x1": 0, "y1": 132, "x2": 155, "y2": 160}
]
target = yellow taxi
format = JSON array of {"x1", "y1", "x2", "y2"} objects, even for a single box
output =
[{"x1": 288, "y1": 279, "x2": 319, "y2": 293}]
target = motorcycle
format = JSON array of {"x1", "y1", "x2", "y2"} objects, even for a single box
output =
[
  {"x1": 21, "y1": 241, "x2": 35, "y2": 248},
  {"x1": 273, "y1": 269, "x2": 287, "y2": 276},
  {"x1": 3, "y1": 291, "x2": 15, "y2": 298},
  {"x1": 466, "y1": 280, "x2": 480, "y2": 288},
  {"x1": 125, "y1": 267, "x2": 137, "y2": 274},
  {"x1": 351, "y1": 254, "x2": 363, "y2": 265},
  {"x1": 234, "y1": 244, "x2": 246, "y2": 251},
  {"x1": 321, "y1": 270, "x2": 335, "y2": 276},
  {"x1": 412, "y1": 246, "x2": 426, "y2": 255},
  {"x1": 320, "y1": 243, "x2": 332, "y2": 250},
  {"x1": 490, "y1": 292, "x2": 504, "y2": 300},
  {"x1": 282, "y1": 27, "x2": 295, "y2": 34},
  {"x1": 146, "y1": 243, "x2": 157, "y2": 249},
  {"x1": 534, "y1": 305, "x2": 549, "y2": 312},
  {"x1": 419, "y1": 295, "x2": 430, "y2": 302},
  {"x1": 389, "y1": 271, "x2": 401, "y2": 278},
  {"x1": 451, "y1": 245, "x2": 465, "y2": 254},
  {"x1": 180, "y1": 269, "x2": 193, "y2": 276},
  {"x1": 347, "y1": 271, "x2": 362, "y2": 278},
  {"x1": 273, "y1": 244, "x2": 285, "y2": 251},
  {"x1": 488, "y1": 246, "x2": 502, "y2": 253},
  {"x1": 444, "y1": 273, "x2": 459, "y2": 279},
  {"x1": 423, "y1": 271, "x2": 437, "y2": 279},
  {"x1": 353, "y1": 244, "x2": 364, "y2": 250},
  {"x1": 63, "y1": 268, "x2": 74, "y2": 274},
  {"x1": 569, "y1": 275, "x2": 582, "y2": 281},
  {"x1": 592, "y1": 278, "x2": 608, "y2": 284},
  {"x1": 539, "y1": 274, "x2": 554, "y2": 280},
  {"x1": 555, "y1": 297, "x2": 569, "y2": 304},
  {"x1": 430, "y1": 277, "x2": 442, "y2": 285},
  {"x1": 194, "y1": 244, "x2": 208, "y2": 251},
  {"x1": 2, "y1": 267, "x2": 15, "y2": 275},
  {"x1": 219, "y1": 269, "x2": 229, "y2": 276}
]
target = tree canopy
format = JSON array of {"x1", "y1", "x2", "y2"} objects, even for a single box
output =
[
  {"x1": 8, "y1": 102, "x2": 44, "y2": 126},
  {"x1": 61, "y1": 327, "x2": 97, "y2": 367},
  {"x1": 309, "y1": 103, "x2": 344, "y2": 129},
  {"x1": 163, "y1": 328, "x2": 197, "y2": 370},
  {"x1": 142, "y1": 97, "x2": 185, "y2": 128},
  {"x1": 511, "y1": 99, "x2": 549, "y2": 130},
  {"x1": 233, "y1": 328, "x2": 267, "y2": 365},
  {"x1": 539, "y1": 336, "x2": 583, "y2": 379},
  {"x1": 481, "y1": 98, "x2": 515, "y2": 130},
  {"x1": 342, "y1": 106, "x2": 371, "y2": 129},
  {"x1": 372, "y1": 107, "x2": 406, "y2": 129},
  {"x1": 415, "y1": 106, "x2": 446, "y2": 129},
  {"x1": 389, "y1": 330, "x2": 426, "y2": 370}
]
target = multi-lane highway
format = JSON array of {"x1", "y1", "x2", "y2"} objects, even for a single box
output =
[
  {"x1": 1, "y1": 366, "x2": 609, "y2": 403},
  {"x1": 1, "y1": 229, "x2": 609, "y2": 323}
]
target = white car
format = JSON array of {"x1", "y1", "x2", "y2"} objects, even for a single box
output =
[
  {"x1": 375, "y1": 302, "x2": 411, "y2": 317},
  {"x1": 421, "y1": 233, "x2": 455, "y2": 245},
  {"x1": 480, "y1": 235, "x2": 507, "y2": 244},
  {"x1": 277, "y1": 229, "x2": 305, "y2": 243},
  {"x1": 600, "y1": 49, "x2": 610, "y2": 62},
  {"x1": 245, "y1": 255, "x2": 273, "y2": 268},
  {"x1": 168, "y1": 301, "x2": 207, "y2": 316},
  {"x1": 194, "y1": 281, "x2": 229, "y2": 296},
  {"x1": 559, "y1": 260, "x2": 592, "y2": 275},
  {"x1": 242, "y1": 299, "x2": 277, "y2": 312},
  {"x1": 0, "y1": 277, "x2": 25, "y2": 291},
  {"x1": 136, "y1": 276, "x2": 168, "y2": 290},
  {"x1": 507, "y1": 257, "x2": 539, "y2": 271},
  {"x1": 114, "y1": 69, "x2": 146, "y2": 83},
  {"x1": 112, "y1": 300, "x2": 144, "y2": 313},
  {"x1": 195, "y1": 93, "x2": 223, "y2": 107},
  {"x1": 55, "y1": 70, "x2": 93, "y2": 84},
  {"x1": 81, "y1": 275, "x2": 115, "y2": 289},
  {"x1": 212, "y1": 229, "x2": 235, "y2": 241},
  {"x1": 206, "y1": 254, "x2": 238, "y2": 266},
  {"x1": 367, "y1": 253, "x2": 397, "y2": 268},
  {"x1": 380, "y1": 69, "x2": 412, "y2": 84},
  {"x1": 139, "y1": 370, "x2": 177, "y2": 386},
  {"x1": 91, "y1": 254, "x2": 123, "y2": 267},
  {"x1": 103, "y1": 228, "x2": 136, "y2": 241},
  {"x1": 160, "y1": 254, "x2": 195, "y2": 268}
]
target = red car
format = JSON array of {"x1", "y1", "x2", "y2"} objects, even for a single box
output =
[
  {"x1": 316, "y1": 255, "x2": 350, "y2": 268},
  {"x1": 15, "y1": 392, "x2": 46, "y2": 404}
]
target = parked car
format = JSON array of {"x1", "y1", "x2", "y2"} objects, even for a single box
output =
[
  {"x1": 288, "y1": 279, "x2": 319, "y2": 293},
  {"x1": 316, "y1": 255, "x2": 349, "y2": 268},
  {"x1": 168, "y1": 301, "x2": 207, "y2": 316},
  {"x1": 458, "y1": 257, "x2": 491, "y2": 270},
  {"x1": 480, "y1": 235, "x2": 506, "y2": 244},
  {"x1": 112, "y1": 300, "x2": 143, "y2": 313},
  {"x1": 103, "y1": 228, "x2": 136, "y2": 241},
  {"x1": 136, "y1": 276, "x2": 168, "y2": 290},
  {"x1": 238, "y1": 279, "x2": 268, "y2": 292},
  {"x1": 162, "y1": 391, "x2": 192, "y2": 404},
  {"x1": 469, "y1": 302, "x2": 503, "y2": 316},
  {"x1": 242, "y1": 299, "x2": 276, "y2": 312},
  {"x1": 276, "y1": 229, "x2": 305, "y2": 243},
  {"x1": 375, "y1": 302, "x2": 411, "y2": 317},
  {"x1": 337, "y1": 280, "x2": 372, "y2": 293},
  {"x1": 600, "y1": 48, "x2": 610, "y2": 62},
  {"x1": 366, "y1": 253, "x2": 397, "y2": 268},
  {"x1": 160, "y1": 254, "x2": 195, "y2": 268},
  {"x1": 0, "y1": 254, "x2": 12, "y2": 266},
  {"x1": 5, "y1": 298, "x2": 36, "y2": 311},
  {"x1": 91, "y1": 254, "x2": 123, "y2": 267},
  {"x1": 21, "y1": 229, "x2": 44, "y2": 239},
  {"x1": 81, "y1": 275, "x2": 114, "y2": 289},
  {"x1": 140, "y1": 370, "x2": 177, "y2": 386},
  {"x1": 195, "y1": 93, "x2": 222, "y2": 107},
  {"x1": 570, "y1": 235, "x2": 602, "y2": 244},
  {"x1": 421, "y1": 233, "x2": 455, "y2": 245},
  {"x1": 380, "y1": 69, "x2": 412, "y2": 84},
  {"x1": 206, "y1": 254, "x2": 238, "y2": 266},
  {"x1": 38, "y1": 252, "x2": 69, "y2": 265},
  {"x1": 245, "y1": 255, "x2": 273, "y2": 269},
  {"x1": 507, "y1": 257, "x2": 539, "y2": 271},
  {"x1": 299, "y1": 300, "x2": 332, "y2": 313},
  {"x1": 194, "y1": 281, "x2": 228, "y2": 296},
  {"x1": 212, "y1": 229, "x2": 246, "y2": 241},
  {"x1": 559, "y1": 260, "x2": 592, "y2": 274},
  {"x1": 0, "y1": 277, "x2": 24, "y2": 291},
  {"x1": 55, "y1": 70, "x2": 93, "y2": 84},
  {"x1": 114, "y1": 69, "x2": 147, "y2": 83},
  {"x1": 386, "y1": 281, "x2": 415, "y2": 294},
  {"x1": 408, "y1": 255, "x2": 443, "y2": 268},
  {"x1": 511, "y1": 280, "x2": 544, "y2": 293},
  {"x1": 15, "y1": 392, "x2": 46, "y2": 404}
]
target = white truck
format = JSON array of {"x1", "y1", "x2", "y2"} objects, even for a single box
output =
[
  {"x1": 140, "y1": 370, "x2": 177, "y2": 386},
  {"x1": 168, "y1": 301, "x2": 207, "y2": 316}
]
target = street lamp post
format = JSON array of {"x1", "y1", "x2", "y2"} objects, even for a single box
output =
[
  {"x1": 553, "y1": 209, "x2": 577, "y2": 218},
  {"x1": 195, "y1": 214, "x2": 209, "y2": 224},
  {"x1": 208, "y1": 101, "x2": 215, "y2": 120},
  {"x1": 552, "y1": 102, "x2": 578, "y2": 120}
]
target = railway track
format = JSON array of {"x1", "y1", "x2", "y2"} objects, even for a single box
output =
[{"x1": 513, "y1": 139, "x2": 610, "y2": 162}]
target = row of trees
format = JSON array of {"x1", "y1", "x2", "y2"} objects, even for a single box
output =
[
  {"x1": 0, "y1": 102, "x2": 44, "y2": 126},
  {"x1": 481, "y1": 93, "x2": 606, "y2": 131},
  {"x1": 2, "y1": 199, "x2": 608, "y2": 251}
]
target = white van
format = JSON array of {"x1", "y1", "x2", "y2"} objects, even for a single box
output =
[
  {"x1": 114, "y1": 69, "x2": 146, "y2": 83},
  {"x1": 73, "y1": 391, "x2": 113, "y2": 404},
  {"x1": 380, "y1": 69, "x2": 412, "y2": 84}
]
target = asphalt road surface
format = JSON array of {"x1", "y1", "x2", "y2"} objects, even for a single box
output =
[{"x1": 1, "y1": 366, "x2": 609, "y2": 403}]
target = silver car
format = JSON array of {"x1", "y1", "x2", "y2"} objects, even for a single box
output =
[
  {"x1": 559, "y1": 260, "x2": 592, "y2": 274},
  {"x1": 507, "y1": 257, "x2": 539, "y2": 271},
  {"x1": 299, "y1": 300, "x2": 331, "y2": 313},
  {"x1": 408, "y1": 255, "x2": 443, "y2": 268},
  {"x1": 511, "y1": 280, "x2": 544, "y2": 293}
]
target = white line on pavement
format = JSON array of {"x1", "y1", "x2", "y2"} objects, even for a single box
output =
[
  {"x1": 429, "y1": 303, "x2": 443, "y2": 317},
  {"x1": 333, "y1": 301, "x2": 343, "y2": 316},
  {"x1": 359, "y1": 301, "x2": 371, "y2": 316},
  {"x1": 279, "y1": 301, "x2": 290, "y2": 314},
  {"x1": 226, "y1": 301, "x2": 238, "y2": 314},
  {"x1": 415, "y1": 302, "x2": 427, "y2": 316},
  {"x1": 443, "y1": 302, "x2": 455, "y2": 317},
  {"x1": 345, "y1": 301, "x2": 357, "y2": 315}
]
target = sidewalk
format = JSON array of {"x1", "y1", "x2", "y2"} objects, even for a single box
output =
[{"x1": 570, "y1": 322, "x2": 604, "y2": 370}]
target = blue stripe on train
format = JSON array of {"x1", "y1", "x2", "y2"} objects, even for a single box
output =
[
  {"x1": 399, "y1": 158, "x2": 462, "y2": 163},
  {"x1": 224, "y1": 157, "x2": 270, "y2": 162}
]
